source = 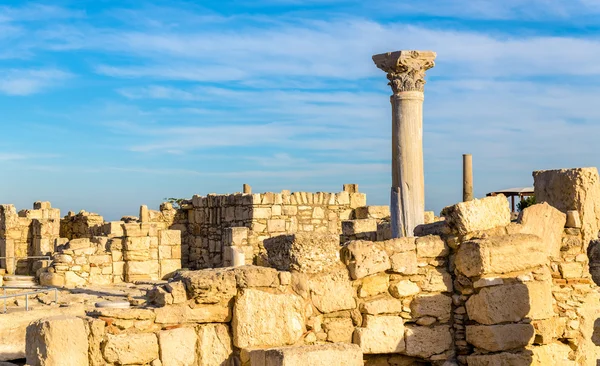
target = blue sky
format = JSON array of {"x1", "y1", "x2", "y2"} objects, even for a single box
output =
[{"x1": 2, "y1": 0, "x2": 600, "y2": 220}]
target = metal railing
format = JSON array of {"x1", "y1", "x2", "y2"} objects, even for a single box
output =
[
  {"x1": 1, "y1": 286, "x2": 58, "y2": 313},
  {"x1": 0, "y1": 256, "x2": 51, "y2": 275}
]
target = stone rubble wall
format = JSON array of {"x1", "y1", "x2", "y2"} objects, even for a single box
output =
[
  {"x1": 40, "y1": 223, "x2": 182, "y2": 287},
  {"x1": 18, "y1": 168, "x2": 600, "y2": 366},
  {"x1": 0, "y1": 201, "x2": 60, "y2": 275},
  {"x1": 182, "y1": 185, "x2": 389, "y2": 270}
]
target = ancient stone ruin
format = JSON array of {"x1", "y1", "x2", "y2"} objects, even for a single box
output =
[
  {"x1": 0, "y1": 168, "x2": 599, "y2": 365},
  {"x1": 2, "y1": 50, "x2": 600, "y2": 366}
]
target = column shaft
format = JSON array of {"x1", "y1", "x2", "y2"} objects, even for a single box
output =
[
  {"x1": 391, "y1": 92, "x2": 425, "y2": 237},
  {"x1": 463, "y1": 154, "x2": 473, "y2": 202}
]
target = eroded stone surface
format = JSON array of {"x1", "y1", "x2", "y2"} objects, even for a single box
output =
[{"x1": 232, "y1": 288, "x2": 305, "y2": 348}]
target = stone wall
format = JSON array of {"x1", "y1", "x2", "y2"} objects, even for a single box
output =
[
  {"x1": 41, "y1": 223, "x2": 182, "y2": 287},
  {"x1": 0, "y1": 202, "x2": 60, "y2": 274},
  {"x1": 182, "y1": 185, "x2": 392, "y2": 269},
  {"x1": 20, "y1": 168, "x2": 600, "y2": 365}
]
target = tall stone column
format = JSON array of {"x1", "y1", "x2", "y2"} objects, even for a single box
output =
[
  {"x1": 373, "y1": 50, "x2": 436, "y2": 237},
  {"x1": 463, "y1": 154, "x2": 473, "y2": 202}
]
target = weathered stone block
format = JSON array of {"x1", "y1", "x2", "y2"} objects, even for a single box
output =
[
  {"x1": 389, "y1": 251, "x2": 418, "y2": 274},
  {"x1": 466, "y1": 281, "x2": 553, "y2": 325},
  {"x1": 358, "y1": 274, "x2": 389, "y2": 298},
  {"x1": 159, "y1": 327, "x2": 197, "y2": 366},
  {"x1": 467, "y1": 352, "x2": 533, "y2": 366},
  {"x1": 353, "y1": 315, "x2": 404, "y2": 354},
  {"x1": 25, "y1": 316, "x2": 89, "y2": 366},
  {"x1": 355, "y1": 206, "x2": 390, "y2": 220},
  {"x1": 360, "y1": 296, "x2": 403, "y2": 315},
  {"x1": 197, "y1": 323, "x2": 233, "y2": 366},
  {"x1": 180, "y1": 269, "x2": 236, "y2": 304},
  {"x1": 103, "y1": 333, "x2": 159, "y2": 365},
  {"x1": 533, "y1": 167, "x2": 600, "y2": 246},
  {"x1": 159, "y1": 229, "x2": 181, "y2": 245},
  {"x1": 254, "y1": 343, "x2": 363, "y2": 366},
  {"x1": 455, "y1": 234, "x2": 546, "y2": 277},
  {"x1": 341, "y1": 240, "x2": 391, "y2": 280},
  {"x1": 323, "y1": 318, "x2": 354, "y2": 343},
  {"x1": 516, "y1": 203, "x2": 566, "y2": 257},
  {"x1": 389, "y1": 280, "x2": 420, "y2": 298},
  {"x1": 441, "y1": 195, "x2": 511, "y2": 235},
  {"x1": 232, "y1": 289, "x2": 305, "y2": 348},
  {"x1": 466, "y1": 324, "x2": 534, "y2": 352},
  {"x1": 342, "y1": 219, "x2": 377, "y2": 235},
  {"x1": 264, "y1": 233, "x2": 341, "y2": 274},
  {"x1": 415, "y1": 235, "x2": 448, "y2": 258},
  {"x1": 404, "y1": 325, "x2": 452, "y2": 359},
  {"x1": 410, "y1": 294, "x2": 452, "y2": 320},
  {"x1": 309, "y1": 268, "x2": 356, "y2": 313}
]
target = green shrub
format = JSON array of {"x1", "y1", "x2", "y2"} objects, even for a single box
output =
[{"x1": 517, "y1": 195, "x2": 536, "y2": 212}]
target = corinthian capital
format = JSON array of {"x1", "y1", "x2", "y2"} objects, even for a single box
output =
[{"x1": 372, "y1": 50, "x2": 436, "y2": 93}]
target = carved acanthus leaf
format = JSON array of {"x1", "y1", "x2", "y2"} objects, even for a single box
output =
[{"x1": 372, "y1": 50, "x2": 436, "y2": 93}]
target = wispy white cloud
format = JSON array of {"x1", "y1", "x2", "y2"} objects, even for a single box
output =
[
  {"x1": 0, "y1": 4, "x2": 84, "y2": 23},
  {"x1": 0, "y1": 68, "x2": 72, "y2": 95}
]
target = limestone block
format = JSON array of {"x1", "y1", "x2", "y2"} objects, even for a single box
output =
[
  {"x1": 165, "y1": 281, "x2": 188, "y2": 303},
  {"x1": 420, "y1": 268, "x2": 453, "y2": 293},
  {"x1": 516, "y1": 203, "x2": 566, "y2": 257},
  {"x1": 533, "y1": 167, "x2": 600, "y2": 246},
  {"x1": 410, "y1": 294, "x2": 452, "y2": 319},
  {"x1": 467, "y1": 352, "x2": 533, "y2": 366},
  {"x1": 415, "y1": 235, "x2": 448, "y2": 258},
  {"x1": 559, "y1": 262, "x2": 584, "y2": 279},
  {"x1": 88, "y1": 254, "x2": 110, "y2": 265},
  {"x1": 125, "y1": 260, "x2": 159, "y2": 276},
  {"x1": 389, "y1": 251, "x2": 418, "y2": 274},
  {"x1": 466, "y1": 281, "x2": 553, "y2": 325},
  {"x1": 159, "y1": 327, "x2": 197, "y2": 366},
  {"x1": 455, "y1": 234, "x2": 546, "y2": 277},
  {"x1": 264, "y1": 233, "x2": 341, "y2": 274},
  {"x1": 159, "y1": 229, "x2": 181, "y2": 245},
  {"x1": 64, "y1": 271, "x2": 87, "y2": 287},
  {"x1": 358, "y1": 274, "x2": 389, "y2": 298},
  {"x1": 186, "y1": 303, "x2": 233, "y2": 323},
  {"x1": 180, "y1": 269, "x2": 237, "y2": 304},
  {"x1": 25, "y1": 316, "x2": 89, "y2": 366},
  {"x1": 39, "y1": 272, "x2": 65, "y2": 287},
  {"x1": 341, "y1": 240, "x2": 391, "y2": 280},
  {"x1": 565, "y1": 210, "x2": 581, "y2": 228},
  {"x1": 355, "y1": 206, "x2": 390, "y2": 220},
  {"x1": 380, "y1": 237, "x2": 415, "y2": 251},
  {"x1": 466, "y1": 324, "x2": 534, "y2": 352},
  {"x1": 350, "y1": 193, "x2": 367, "y2": 208},
  {"x1": 441, "y1": 195, "x2": 511, "y2": 235},
  {"x1": 390, "y1": 280, "x2": 420, "y2": 298},
  {"x1": 103, "y1": 333, "x2": 159, "y2": 365},
  {"x1": 323, "y1": 318, "x2": 354, "y2": 343},
  {"x1": 309, "y1": 268, "x2": 356, "y2": 313},
  {"x1": 232, "y1": 288, "x2": 305, "y2": 348},
  {"x1": 256, "y1": 343, "x2": 363, "y2": 366},
  {"x1": 67, "y1": 238, "x2": 92, "y2": 250},
  {"x1": 530, "y1": 343, "x2": 573, "y2": 366},
  {"x1": 197, "y1": 323, "x2": 233, "y2": 366},
  {"x1": 231, "y1": 265, "x2": 278, "y2": 288},
  {"x1": 404, "y1": 325, "x2": 452, "y2": 359},
  {"x1": 360, "y1": 296, "x2": 403, "y2": 315},
  {"x1": 160, "y1": 259, "x2": 181, "y2": 279},
  {"x1": 253, "y1": 207, "x2": 272, "y2": 219},
  {"x1": 85, "y1": 317, "x2": 105, "y2": 366},
  {"x1": 153, "y1": 303, "x2": 231, "y2": 324},
  {"x1": 354, "y1": 315, "x2": 404, "y2": 354},
  {"x1": 342, "y1": 219, "x2": 377, "y2": 235}
]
